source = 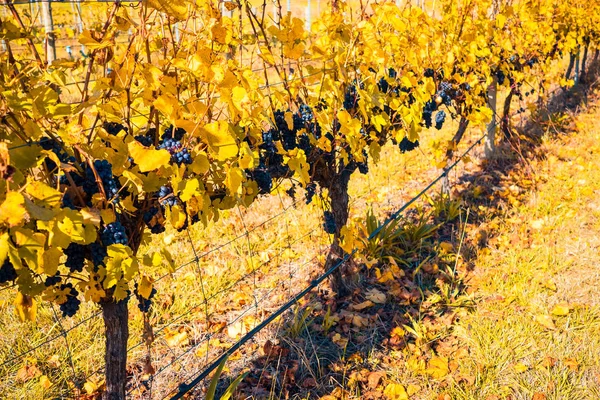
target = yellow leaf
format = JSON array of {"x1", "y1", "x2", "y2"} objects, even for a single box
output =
[
  {"x1": 383, "y1": 383, "x2": 409, "y2": 400},
  {"x1": 513, "y1": 363, "x2": 529, "y2": 373},
  {"x1": 39, "y1": 375, "x2": 52, "y2": 390},
  {"x1": 0, "y1": 192, "x2": 28, "y2": 227},
  {"x1": 535, "y1": 314, "x2": 556, "y2": 330},
  {"x1": 178, "y1": 179, "x2": 200, "y2": 202},
  {"x1": 145, "y1": 0, "x2": 188, "y2": 20},
  {"x1": 165, "y1": 329, "x2": 189, "y2": 347},
  {"x1": 41, "y1": 247, "x2": 62, "y2": 276},
  {"x1": 425, "y1": 356, "x2": 449, "y2": 379},
  {"x1": 128, "y1": 142, "x2": 171, "y2": 172},
  {"x1": 226, "y1": 167, "x2": 244, "y2": 195},
  {"x1": 440, "y1": 241, "x2": 454, "y2": 252},
  {"x1": 551, "y1": 303, "x2": 571, "y2": 316},
  {"x1": 26, "y1": 180, "x2": 62, "y2": 208},
  {"x1": 14, "y1": 292, "x2": 37, "y2": 322},
  {"x1": 201, "y1": 121, "x2": 238, "y2": 161},
  {"x1": 78, "y1": 29, "x2": 112, "y2": 50},
  {"x1": 83, "y1": 380, "x2": 97, "y2": 395},
  {"x1": 496, "y1": 14, "x2": 507, "y2": 29},
  {"x1": 168, "y1": 205, "x2": 187, "y2": 230},
  {"x1": 138, "y1": 275, "x2": 154, "y2": 300}
]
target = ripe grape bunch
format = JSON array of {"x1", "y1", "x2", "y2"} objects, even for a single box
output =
[
  {"x1": 158, "y1": 126, "x2": 192, "y2": 166},
  {"x1": 84, "y1": 160, "x2": 120, "y2": 203},
  {"x1": 323, "y1": 211, "x2": 337, "y2": 234},
  {"x1": 64, "y1": 243, "x2": 86, "y2": 273},
  {"x1": 134, "y1": 283, "x2": 158, "y2": 312},
  {"x1": 0, "y1": 258, "x2": 18, "y2": 285},
  {"x1": 59, "y1": 283, "x2": 81, "y2": 317},
  {"x1": 101, "y1": 222, "x2": 128, "y2": 246}
]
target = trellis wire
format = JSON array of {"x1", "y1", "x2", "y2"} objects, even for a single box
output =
[{"x1": 168, "y1": 132, "x2": 487, "y2": 399}]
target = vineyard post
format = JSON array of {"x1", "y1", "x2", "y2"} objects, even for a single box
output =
[
  {"x1": 484, "y1": 78, "x2": 497, "y2": 158},
  {"x1": 41, "y1": 0, "x2": 56, "y2": 64},
  {"x1": 287, "y1": 0, "x2": 290, "y2": 13},
  {"x1": 101, "y1": 298, "x2": 129, "y2": 400}
]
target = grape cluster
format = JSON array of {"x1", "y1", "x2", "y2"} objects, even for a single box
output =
[
  {"x1": 247, "y1": 165, "x2": 272, "y2": 195},
  {"x1": 399, "y1": 137, "x2": 420, "y2": 153},
  {"x1": 83, "y1": 160, "x2": 120, "y2": 203},
  {"x1": 422, "y1": 100, "x2": 437, "y2": 129},
  {"x1": 101, "y1": 222, "x2": 128, "y2": 246},
  {"x1": 134, "y1": 134, "x2": 153, "y2": 147},
  {"x1": 89, "y1": 242, "x2": 108, "y2": 268},
  {"x1": 59, "y1": 283, "x2": 81, "y2": 317},
  {"x1": 323, "y1": 211, "x2": 337, "y2": 234},
  {"x1": 0, "y1": 259, "x2": 17, "y2": 284},
  {"x1": 103, "y1": 122, "x2": 127, "y2": 136},
  {"x1": 496, "y1": 70, "x2": 506, "y2": 85},
  {"x1": 143, "y1": 207, "x2": 165, "y2": 234},
  {"x1": 435, "y1": 110, "x2": 446, "y2": 130},
  {"x1": 305, "y1": 183, "x2": 317, "y2": 204},
  {"x1": 158, "y1": 138, "x2": 192, "y2": 165},
  {"x1": 134, "y1": 283, "x2": 157, "y2": 312},
  {"x1": 39, "y1": 137, "x2": 75, "y2": 172},
  {"x1": 64, "y1": 243, "x2": 86, "y2": 272},
  {"x1": 158, "y1": 126, "x2": 192, "y2": 166},
  {"x1": 424, "y1": 68, "x2": 435, "y2": 78},
  {"x1": 343, "y1": 84, "x2": 359, "y2": 111},
  {"x1": 44, "y1": 274, "x2": 61, "y2": 287},
  {"x1": 158, "y1": 185, "x2": 177, "y2": 207},
  {"x1": 378, "y1": 68, "x2": 399, "y2": 95}
]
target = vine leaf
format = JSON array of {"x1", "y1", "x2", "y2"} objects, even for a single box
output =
[
  {"x1": 128, "y1": 142, "x2": 171, "y2": 173},
  {"x1": 14, "y1": 292, "x2": 37, "y2": 322}
]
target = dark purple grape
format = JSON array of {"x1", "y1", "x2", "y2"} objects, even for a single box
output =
[
  {"x1": 64, "y1": 243, "x2": 85, "y2": 272},
  {"x1": 100, "y1": 222, "x2": 128, "y2": 246},
  {"x1": 323, "y1": 211, "x2": 337, "y2": 234},
  {"x1": 0, "y1": 258, "x2": 17, "y2": 284}
]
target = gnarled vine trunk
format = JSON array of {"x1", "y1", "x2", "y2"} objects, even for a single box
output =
[
  {"x1": 565, "y1": 52, "x2": 576, "y2": 81},
  {"x1": 324, "y1": 168, "x2": 352, "y2": 297},
  {"x1": 501, "y1": 89, "x2": 514, "y2": 139},
  {"x1": 101, "y1": 299, "x2": 129, "y2": 400}
]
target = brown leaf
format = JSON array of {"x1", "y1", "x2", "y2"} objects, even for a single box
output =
[
  {"x1": 302, "y1": 377, "x2": 317, "y2": 388},
  {"x1": 563, "y1": 358, "x2": 579, "y2": 372},
  {"x1": 16, "y1": 364, "x2": 41, "y2": 383},
  {"x1": 351, "y1": 300, "x2": 375, "y2": 311},
  {"x1": 367, "y1": 371, "x2": 386, "y2": 389},
  {"x1": 532, "y1": 393, "x2": 547, "y2": 400}
]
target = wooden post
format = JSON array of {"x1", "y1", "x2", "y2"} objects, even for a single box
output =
[
  {"x1": 101, "y1": 299, "x2": 129, "y2": 400},
  {"x1": 485, "y1": 78, "x2": 497, "y2": 158},
  {"x1": 41, "y1": 0, "x2": 56, "y2": 64}
]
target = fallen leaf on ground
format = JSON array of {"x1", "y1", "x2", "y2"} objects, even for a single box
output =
[
  {"x1": 426, "y1": 356, "x2": 449, "y2": 378},
  {"x1": 367, "y1": 371, "x2": 386, "y2": 389},
  {"x1": 514, "y1": 363, "x2": 529, "y2": 373},
  {"x1": 551, "y1": 303, "x2": 571, "y2": 316},
  {"x1": 351, "y1": 300, "x2": 375, "y2": 311},
  {"x1": 563, "y1": 358, "x2": 579, "y2": 372},
  {"x1": 535, "y1": 314, "x2": 556, "y2": 330},
  {"x1": 366, "y1": 288, "x2": 387, "y2": 304},
  {"x1": 532, "y1": 393, "x2": 547, "y2": 400},
  {"x1": 384, "y1": 383, "x2": 408, "y2": 400}
]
